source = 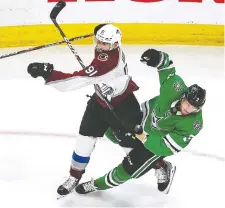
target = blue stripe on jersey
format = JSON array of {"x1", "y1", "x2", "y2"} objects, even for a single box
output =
[{"x1": 72, "y1": 152, "x2": 90, "y2": 163}]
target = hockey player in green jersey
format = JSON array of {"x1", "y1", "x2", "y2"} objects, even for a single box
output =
[{"x1": 75, "y1": 48, "x2": 206, "y2": 195}]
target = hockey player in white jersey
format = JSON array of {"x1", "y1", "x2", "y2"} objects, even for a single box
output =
[{"x1": 27, "y1": 24, "x2": 142, "y2": 196}]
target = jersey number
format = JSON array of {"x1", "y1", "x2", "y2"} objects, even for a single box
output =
[
  {"x1": 183, "y1": 135, "x2": 194, "y2": 142},
  {"x1": 85, "y1": 66, "x2": 97, "y2": 76}
]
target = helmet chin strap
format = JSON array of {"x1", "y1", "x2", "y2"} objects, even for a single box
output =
[
  {"x1": 109, "y1": 44, "x2": 114, "y2": 51},
  {"x1": 109, "y1": 42, "x2": 118, "y2": 51},
  {"x1": 193, "y1": 107, "x2": 202, "y2": 113}
]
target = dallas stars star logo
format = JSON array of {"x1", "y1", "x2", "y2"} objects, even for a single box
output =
[
  {"x1": 173, "y1": 80, "x2": 183, "y2": 91},
  {"x1": 151, "y1": 110, "x2": 163, "y2": 129}
]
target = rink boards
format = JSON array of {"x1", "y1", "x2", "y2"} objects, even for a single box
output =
[
  {"x1": 0, "y1": 0, "x2": 224, "y2": 48},
  {"x1": 0, "y1": 23, "x2": 223, "y2": 48}
]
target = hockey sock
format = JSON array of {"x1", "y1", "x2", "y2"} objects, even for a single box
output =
[{"x1": 94, "y1": 163, "x2": 131, "y2": 190}]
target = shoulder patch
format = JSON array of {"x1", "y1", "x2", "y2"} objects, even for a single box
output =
[
  {"x1": 173, "y1": 80, "x2": 183, "y2": 92},
  {"x1": 98, "y1": 53, "x2": 108, "y2": 61},
  {"x1": 193, "y1": 120, "x2": 202, "y2": 131}
]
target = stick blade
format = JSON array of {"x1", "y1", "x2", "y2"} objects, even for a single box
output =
[{"x1": 50, "y1": 0, "x2": 66, "y2": 20}]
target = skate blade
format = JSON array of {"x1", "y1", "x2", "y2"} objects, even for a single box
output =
[
  {"x1": 57, "y1": 189, "x2": 75, "y2": 200},
  {"x1": 57, "y1": 194, "x2": 66, "y2": 200},
  {"x1": 164, "y1": 166, "x2": 176, "y2": 194}
]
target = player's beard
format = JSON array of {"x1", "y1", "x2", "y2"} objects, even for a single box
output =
[{"x1": 95, "y1": 45, "x2": 103, "y2": 52}]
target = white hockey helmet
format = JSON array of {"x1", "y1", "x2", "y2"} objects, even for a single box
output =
[{"x1": 94, "y1": 24, "x2": 122, "y2": 46}]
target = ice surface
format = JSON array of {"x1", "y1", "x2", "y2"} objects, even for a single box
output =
[{"x1": 0, "y1": 45, "x2": 224, "y2": 208}]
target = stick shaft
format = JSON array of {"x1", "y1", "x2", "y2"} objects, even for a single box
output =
[{"x1": 0, "y1": 33, "x2": 93, "y2": 59}]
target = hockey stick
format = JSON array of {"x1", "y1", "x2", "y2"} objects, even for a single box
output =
[
  {"x1": 50, "y1": 0, "x2": 86, "y2": 68},
  {"x1": 0, "y1": 33, "x2": 93, "y2": 60},
  {"x1": 50, "y1": 1, "x2": 140, "y2": 135}
]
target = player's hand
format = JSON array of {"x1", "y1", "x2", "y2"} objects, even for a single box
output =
[
  {"x1": 140, "y1": 49, "x2": 162, "y2": 67},
  {"x1": 27, "y1": 62, "x2": 53, "y2": 80}
]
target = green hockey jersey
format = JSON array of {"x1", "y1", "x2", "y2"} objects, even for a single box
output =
[{"x1": 141, "y1": 53, "x2": 203, "y2": 156}]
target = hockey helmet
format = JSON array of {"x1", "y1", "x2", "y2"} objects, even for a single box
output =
[
  {"x1": 181, "y1": 84, "x2": 206, "y2": 110},
  {"x1": 94, "y1": 24, "x2": 122, "y2": 45}
]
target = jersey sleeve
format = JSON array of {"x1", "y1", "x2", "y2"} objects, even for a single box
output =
[
  {"x1": 143, "y1": 129, "x2": 194, "y2": 156},
  {"x1": 144, "y1": 132, "x2": 189, "y2": 156},
  {"x1": 157, "y1": 52, "x2": 177, "y2": 86},
  {"x1": 45, "y1": 50, "x2": 122, "y2": 91},
  {"x1": 156, "y1": 53, "x2": 187, "y2": 112}
]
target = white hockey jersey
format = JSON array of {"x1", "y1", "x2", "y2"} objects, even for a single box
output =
[{"x1": 45, "y1": 47, "x2": 139, "y2": 107}]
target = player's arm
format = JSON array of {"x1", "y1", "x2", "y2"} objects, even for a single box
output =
[
  {"x1": 135, "y1": 129, "x2": 198, "y2": 156},
  {"x1": 27, "y1": 52, "x2": 121, "y2": 91},
  {"x1": 140, "y1": 49, "x2": 176, "y2": 85},
  {"x1": 45, "y1": 59, "x2": 119, "y2": 92}
]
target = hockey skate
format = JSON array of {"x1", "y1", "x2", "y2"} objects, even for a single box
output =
[
  {"x1": 57, "y1": 176, "x2": 80, "y2": 199},
  {"x1": 155, "y1": 161, "x2": 176, "y2": 194},
  {"x1": 57, "y1": 168, "x2": 85, "y2": 199},
  {"x1": 75, "y1": 179, "x2": 98, "y2": 194}
]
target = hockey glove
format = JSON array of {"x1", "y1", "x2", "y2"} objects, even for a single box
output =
[
  {"x1": 140, "y1": 49, "x2": 164, "y2": 68},
  {"x1": 27, "y1": 63, "x2": 53, "y2": 80},
  {"x1": 111, "y1": 128, "x2": 143, "y2": 148}
]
